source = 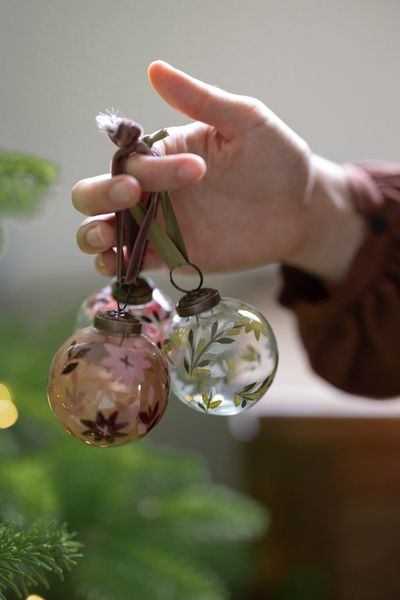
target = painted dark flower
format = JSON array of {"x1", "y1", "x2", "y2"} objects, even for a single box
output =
[
  {"x1": 62, "y1": 341, "x2": 90, "y2": 375},
  {"x1": 138, "y1": 402, "x2": 160, "y2": 433},
  {"x1": 81, "y1": 410, "x2": 129, "y2": 443}
]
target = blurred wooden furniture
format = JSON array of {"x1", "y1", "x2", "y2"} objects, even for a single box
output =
[{"x1": 247, "y1": 417, "x2": 400, "y2": 600}]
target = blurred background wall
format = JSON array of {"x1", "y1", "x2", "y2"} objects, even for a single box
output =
[
  {"x1": 1, "y1": 0, "x2": 400, "y2": 483},
  {"x1": 2, "y1": 2, "x2": 400, "y2": 597}
]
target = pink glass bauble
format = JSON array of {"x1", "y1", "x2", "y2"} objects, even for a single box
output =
[
  {"x1": 75, "y1": 277, "x2": 173, "y2": 348},
  {"x1": 48, "y1": 312, "x2": 170, "y2": 447}
]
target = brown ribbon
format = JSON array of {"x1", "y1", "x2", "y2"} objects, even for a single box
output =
[{"x1": 105, "y1": 118, "x2": 160, "y2": 287}]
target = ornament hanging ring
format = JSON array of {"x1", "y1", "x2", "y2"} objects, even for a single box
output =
[{"x1": 169, "y1": 262, "x2": 204, "y2": 293}]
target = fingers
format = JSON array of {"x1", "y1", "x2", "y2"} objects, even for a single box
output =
[
  {"x1": 77, "y1": 216, "x2": 165, "y2": 274},
  {"x1": 125, "y1": 152, "x2": 206, "y2": 191},
  {"x1": 95, "y1": 247, "x2": 164, "y2": 277},
  {"x1": 72, "y1": 155, "x2": 205, "y2": 219},
  {"x1": 72, "y1": 174, "x2": 141, "y2": 216},
  {"x1": 148, "y1": 60, "x2": 267, "y2": 138},
  {"x1": 95, "y1": 249, "x2": 117, "y2": 276},
  {"x1": 76, "y1": 215, "x2": 115, "y2": 254}
]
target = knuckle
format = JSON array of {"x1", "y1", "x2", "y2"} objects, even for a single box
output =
[
  {"x1": 238, "y1": 95, "x2": 268, "y2": 122},
  {"x1": 239, "y1": 95, "x2": 263, "y2": 110}
]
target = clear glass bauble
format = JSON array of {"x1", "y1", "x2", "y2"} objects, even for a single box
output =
[
  {"x1": 48, "y1": 322, "x2": 169, "y2": 447},
  {"x1": 163, "y1": 297, "x2": 278, "y2": 416},
  {"x1": 75, "y1": 277, "x2": 174, "y2": 348}
]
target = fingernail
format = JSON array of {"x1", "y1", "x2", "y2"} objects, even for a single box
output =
[
  {"x1": 110, "y1": 179, "x2": 137, "y2": 205},
  {"x1": 177, "y1": 161, "x2": 202, "y2": 182},
  {"x1": 85, "y1": 225, "x2": 105, "y2": 249},
  {"x1": 95, "y1": 254, "x2": 106, "y2": 271}
]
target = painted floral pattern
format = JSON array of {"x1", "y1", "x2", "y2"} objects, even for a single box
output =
[
  {"x1": 75, "y1": 280, "x2": 174, "y2": 347},
  {"x1": 81, "y1": 411, "x2": 129, "y2": 444},
  {"x1": 138, "y1": 402, "x2": 161, "y2": 432},
  {"x1": 48, "y1": 326, "x2": 169, "y2": 447},
  {"x1": 100, "y1": 343, "x2": 152, "y2": 386}
]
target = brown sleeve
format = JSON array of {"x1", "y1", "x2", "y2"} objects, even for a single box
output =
[{"x1": 279, "y1": 163, "x2": 400, "y2": 399}]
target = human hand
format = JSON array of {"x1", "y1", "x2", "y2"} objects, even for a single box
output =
[{"x1": 73, "y1": 61, "x2": 365, "y2": 281}]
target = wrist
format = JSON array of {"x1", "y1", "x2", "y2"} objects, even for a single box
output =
[{"x1": 284, "y1": 155, "x2": 367, "y2": 282}]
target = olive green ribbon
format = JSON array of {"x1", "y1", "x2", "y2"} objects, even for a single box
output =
[{"x1": 130, "y1": 129, "x2": 189, "y2": 270}]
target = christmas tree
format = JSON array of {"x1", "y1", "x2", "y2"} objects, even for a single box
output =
[{"x1": 0, "y1": 150, "x2": 81, "y2": 598}]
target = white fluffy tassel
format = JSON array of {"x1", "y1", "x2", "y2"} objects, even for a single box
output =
[{"x1": 96, "y1": 109, "x2": 122, "y2": 135}]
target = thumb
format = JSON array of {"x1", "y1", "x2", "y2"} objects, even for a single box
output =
[{"x1": 148, "y1": 60, "x2": 266, "y2": 138}]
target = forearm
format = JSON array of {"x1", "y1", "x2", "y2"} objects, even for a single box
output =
[
  {"x1": 285, "y1": 155, "x2": 367, "y2": 282},
  {"x1": 279, "y1": 161, "x2": 400, "y2": 398}
]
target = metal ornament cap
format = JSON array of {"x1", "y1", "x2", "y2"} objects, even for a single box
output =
[
  {"x1": 94, "y1": 311, "x2": 142, "y2": 335},
  {"x1": 176, "y1": 288, "x2": 221, "y2": 317},
  {"x1": 111, "y1": 278, "x2": 153, "y2": 305}
]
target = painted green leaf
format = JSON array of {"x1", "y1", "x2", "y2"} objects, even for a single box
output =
[
  {"x1": 242, "y1": 381, "x2": 258, "y2": 393},
  {"x1": 183, "y1": 358, "x2": 189, "y2": 374},
  {"x1": 254, "y1": 329, "x2": 261, "y2": 341},
  {"x1": 197, "y1": 338, "x2": 206, "y2": 354},
  {"x1": 245, "y1": 322, "x2": 252, "y2": 333},
  {"x1": 225, "y1": 327, "x2": 242, "y2": 336},
  {"x1": 217, "y1": 338, "x2": 235, "y2": 344},
  {"x1": 241, "y1": 399, "x2": 247, "y2": 408},
  {"x1": 257, "y1": 386, "x2": 269, "y2": 396},
  {"x1": 234, "y1": 395, "x2": 241, "y2": 407},
  {"x1": 241, "y1": 390, "x2": 265, "y2": 401},
  {"x1": 237, "y1": 316, "x2": 249, "y2": 325},
  {"x1": 202, "y1": 392, "x2": 209, "y2": 405},
  {"x1": 188, "y1": 329, "x2": 194, "y2": 348},
  {"x1": 197, "y1": 359, "x2": 210, "y2": 367},
  {"x1": 209, "y1": 400, "x2": 222, "y2": 409},
  {"x1": 197, "y1": 402, "x2": 206, "y2": 412},
  {"x1": 211, "y1": 321, "x2": 218, "y2": 337},
  {"x1": 191, "y1": 368, "x2": 210, "y2": 376},
  {"x1": 260, "y1": 375, "x2": 273, "y2": 388}
]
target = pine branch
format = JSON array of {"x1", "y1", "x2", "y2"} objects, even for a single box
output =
[
  {"x1": 0, "y1": 149, "x2": 58, "y2": 216},
  {"x1": 150, "y1": 485, "x2": 268, "y2": 542},
  {"x1": 0, "y1": 521, "x2": 82, "y2": 599},
  {"x1": 77, "y1": 549, "x2": 228, "y2": 600}
]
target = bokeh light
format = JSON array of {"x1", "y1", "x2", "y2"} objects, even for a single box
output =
[{"x1": 0, "y1": 383, "x2": 18, "y2": 429}]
